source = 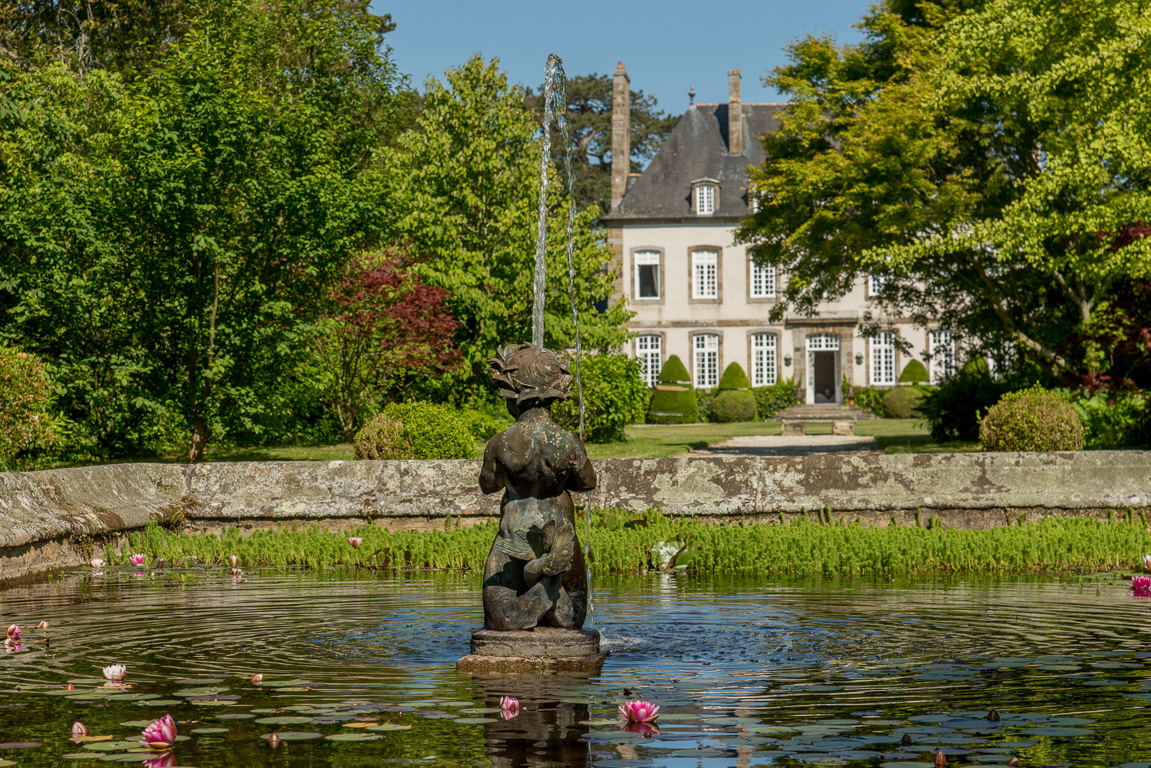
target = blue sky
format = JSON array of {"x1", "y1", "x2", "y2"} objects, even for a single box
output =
[{"x1": 376, "y1": 1, "x2": 871, "y2": 113}]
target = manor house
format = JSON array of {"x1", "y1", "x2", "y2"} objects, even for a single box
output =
[{"x1": 602, "y1": 65, "x2": 956, "y2": 403}]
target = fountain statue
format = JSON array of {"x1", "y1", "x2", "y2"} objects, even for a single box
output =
[{"x1": 456, "y1": 53, "x2": 606, "y2": 674}]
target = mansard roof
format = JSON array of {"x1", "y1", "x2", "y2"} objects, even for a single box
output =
[{"x1": 602, "y1": 102, "x2": 784, "y2": 223}]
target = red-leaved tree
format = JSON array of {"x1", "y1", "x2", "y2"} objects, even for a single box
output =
[{"x1": 317, "y1": 248, "x2": 460, "y2": 440}]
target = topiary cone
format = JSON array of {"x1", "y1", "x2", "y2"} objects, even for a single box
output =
[{"x1": 718, "y1": 362, "x2": 751, "y2": 391}]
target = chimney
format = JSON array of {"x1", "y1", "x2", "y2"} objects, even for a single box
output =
[
  {"x1": 728, "y1": 69, "x2": 743, "y2": 155},
  {"x1": 611, "y1": 62, "x2": 630, "y2": 211}
]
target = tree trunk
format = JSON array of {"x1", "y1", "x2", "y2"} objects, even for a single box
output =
[{"x1": 188, "y1": 416, "x2": 209, "y2": 463}]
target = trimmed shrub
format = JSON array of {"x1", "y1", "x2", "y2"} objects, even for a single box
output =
[
  {"x1": 658, "y1": 354, "x2": 691, "y2": 385},
  {"x1": 980, "y1": 387, "x2": 1085, "y2": 452},
  {"x1": 647, "y1": 354, "x2": 698, "y2": 425},
  {"x1": 711, "y1": 390, "x2": 757, "y2": 422},
  {"x1": 354, "y1": 402, "x2": 475, "y2": 460},
  {"x1": 899, "y1": 359, "x2": 930, "y2": 384},
  {"x1": 0, "y1": 346, "x2": 59, "y2": 467},
  {"x1": 647, "y1": 387, "x2": 700, "y2": 424},
  {"x1": 883, "y1": 386, "x2": 926, "y2": 418},
  {"x1": 554, "y1": 354, "x2": 647, "y2": 443},
  {"x1": 920, "y1": 357, "x2": 1009, "y2": 440},
  {"x1": 752, "y1": 380, "x2": 799, "y2": 419},
  {"x1": 717, "y1": 362, "x2": 751, "y2": 391}
]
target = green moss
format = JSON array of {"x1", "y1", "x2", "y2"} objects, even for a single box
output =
[
  {"x1": 657, "y1": 355, "x2": 691, "y2": 386},
  {"x1": 717, "y1": 362, "x2": 751, "y2": 391},
  {"x1": 710, "y1": 390, "x2": 757, "y2": 422},
  {"x1": 899, "y1": 359, "x2": 930, "y2": 384}
]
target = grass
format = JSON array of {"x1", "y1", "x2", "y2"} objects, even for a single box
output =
[{"x1": 119, "y1": 509, "x2": 1151, "y2": 578}]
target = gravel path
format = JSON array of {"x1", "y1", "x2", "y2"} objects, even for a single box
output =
[{"x1": 693, "y1": 433, "x2": 878, "y2": 457}]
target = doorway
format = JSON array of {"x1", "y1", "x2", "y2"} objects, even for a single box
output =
[
  {"x1": 805, "y1": 333, "x2": 841, "y2": 404},
  {"x1": 812, "y1": 352, "x2": 837, "y2": 403}
]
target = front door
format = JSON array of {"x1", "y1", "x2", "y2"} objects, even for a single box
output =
[{"x1": 812, "y1": 351, "x2": 837, "y2": 403}]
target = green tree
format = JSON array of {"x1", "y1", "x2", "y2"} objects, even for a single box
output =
[
  {"x1": 738, "y1": 0, "x2": 1151, "y2": 378},
  {"x1": 389, "y1": 56, "x2": 632, "y2": 401},
  {"x1": 526, "y1": 73, "x2": 679, "y2": 214},
  {"x1": 0, "y1": 0, "x2": 402, "y2": 461}
]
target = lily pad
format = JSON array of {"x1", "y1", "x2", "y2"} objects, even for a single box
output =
[
  {"x1": 260, "y1": 731, "x2": 322, "y2": 741},
  {"x1": 325, "y1": 732, "x2": 380, "y2": 742},
  {"x1": 364, "y1": 723, "x2": 413, "y2": 731},
  {"x1": 453, "y1": 717, "x2": 498, "y2": 724},
  {"x1": 82, "y1": 741, "x2": 144, "y2": 752},
  {"x1": 254, "y1": 716, "x2": 315, "y2": 725},
  {"x1": 191, "y1": 728, "x2": 229, "y2": 734}
]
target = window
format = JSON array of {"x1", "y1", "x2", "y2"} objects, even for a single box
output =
[
  {"x1": 870, "y1": 331, "x2": 896, "y2": 386},
  {"x1": 692, "y1": 250, "x2": 718, "y2": 299},
  {"x1": 807, "y1": 333, "x2": 840, "y2": 351},
  {"x1": 633, "y1": 251, "x2": 660, "y2": 300},
  {"x1": 636, "y1": 335, "x2": 662, "y2": 387},
  {"x1": 750, "y1": 257, "x2": 776, "y2": 298},
  {"x1": 693, "y1": 334, "x2": 719, "y2": 388},
  {"x1": 748, "y1": 183, "x2": 758, "y2": 213},
  {"x1": 929, "y1": 329, "x2": 957, "y2": 383},
  {"x1": 751, "y1": 333, "x2": 777, "y2": 386},
  {"x1": 867, "y1": 273, "x2": 888, "y2": 297},
  {"x1": 695, "y1": 184, "x2": 715, "y2": 215}
]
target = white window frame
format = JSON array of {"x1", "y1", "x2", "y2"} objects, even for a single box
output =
[
  {"x1": 750, "y1": 257, "x2": 776, "y2": 298},
  {"x1": 692, "y1": 250, "x2": 718, "y2": 299},
  {"x1": 695, "y1": 184, "x2": 715, "y2": 215},
  {"x1": 870, "y1": 330, "x2": 896, "y2": 387},
  {"x1": 633, "y1": 250, "x2": 661, "y2": 301},
  {"x1": 635, "y1": 335, "x2": 662, "y2": 387},
  {"x1": 867, "y1": 273, "x2": 889, "y2": 297},
  {"x1": 693, "y1": 333, "x2": 720, "y2": 388},
  {"x1": 929, "y1": 329, "x2": 957, "y2": 384},
  {"x1": 751, "y1": 333, "x2": 777, "y2": 386}
]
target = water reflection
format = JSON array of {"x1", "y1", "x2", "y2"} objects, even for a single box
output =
[{"x1": 472, "y1": 674, "x2": 590, "y2": 768}]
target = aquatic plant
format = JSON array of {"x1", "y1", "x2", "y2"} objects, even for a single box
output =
[
  {"x1": 1144, "y1": 554, "x2": 1151, "y2": 571},
  {"x1": 6, "y1": 624, "x2": 19, "y2": 641},
  {"x1": 349, "y1": 537, "x2": 363, "y2": 549},
  {"x1": 251, "y1": 674, "x2": 263, "y2": 684},
  {"x1": 103, "y1": 664, "x2": 126, "y2": 682},
  {"x1": 129, "y1": 553, "x2": 146, "y2": 567},
  {"x1": 500, "y1": 696, "x2": 519, "y2": 718},
  {"x1": 619, "y1": 700, "x2": 660, "y2": 722},
  {"x1": 71, "y1": 721, "x2": 88, "y2": 739},
  {"x1": 141, "y1": 714, "x2": 177, "y2": 750},
  {"x1": 1131, "y1": 575, "x2": 1151, "y2": 597},
  {"x1": 36, "y1": 620, "x2": 48, "y2": 629}
]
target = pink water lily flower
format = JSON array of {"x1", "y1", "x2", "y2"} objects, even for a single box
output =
[
  {"x1": 618, "y1": 700, "x2": 660, "y2": 723},
  {"x1": 348, "y1": 537, "x2": 363, "y2": 549},
  {"x1": 143, "y1": 753, "x2": 177, "y2": 768},
  {"x1": 129, "y1": 553, "x2": 146, "y2": 567},
  {"x1": 36, "y1": 621, "x2": 48, "y2": 630},
  {"x1": 6, "y1": 625, "x2": 19, "y2": 641},
  {"x1": 251, "y1": 674, "x2": 263, "y2": 684},
  {"x1": 620, "y1": 721, "x2": 660, "y2": 737},
  {"x1": 141, "y1": 714, "x2": 178, "y2": 750},
  {"x1": 90, "y1": 558, "x2": 104, "y2": 569},
  {"x1": 1132, "y1": 575, "x2": 1151, "y2": 597},
  {"x1": 71, "y1": 721, "x2": 89, "y2": 739},
  {"x1": 500, "y1": 696, "x2": 519, "y2": 718}
]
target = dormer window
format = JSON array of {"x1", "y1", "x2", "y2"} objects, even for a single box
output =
[{"x1": 691, "y1": 179, "x2": 719, "y2": 215}]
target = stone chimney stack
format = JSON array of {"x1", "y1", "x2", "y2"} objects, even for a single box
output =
[
  {"x1": 611, "y1": 62, "x2": 631, "y2": 211},
  {"x1": 728, "y1": 69, "x2": 743, "y2": 155}
]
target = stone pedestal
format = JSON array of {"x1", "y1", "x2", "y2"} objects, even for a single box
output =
[
  {"x1": 781, "y1": 420, "x2": 806, "y2": 436},
  {"x1": 456, "y1": 627, "x2": 607, "y2": 674},
  {"x1": 832, "y1": 420, "x2": 855, "y2": 436}
]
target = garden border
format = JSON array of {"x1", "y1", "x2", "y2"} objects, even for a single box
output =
[{"x1": 1, "y1": 451, "x2": 1149, "y2": 583}]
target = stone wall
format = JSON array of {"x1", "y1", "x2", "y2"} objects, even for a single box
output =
[{"x1": 1, "y1": 452, "x2": 1149, "y2": 583}]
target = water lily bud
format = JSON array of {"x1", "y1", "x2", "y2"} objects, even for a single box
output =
[
  {"x1": 935, "y1": 751, "x2": 947, "y2": 766},
  {"x1": 65, "y1": 683, "x2": 74, "y2": 691},
  {"x1": 985, "y1": 708, "x2": 1001, "y2": 721},
  {"x1": 901, "y1": 733, "x2": 912, "y2": 746},
  {"x1": 36, "y1": 621, "x2": 48, "y2": 630},
  {"x1": 72, "y1": 722, "x2": 88, "y2": 738},
  {"x1": 1006, "y1": 759, "x2": 1018, "y2": 767},
  {"x1": 268, "y1": 733, "x2": 280, "y2": 749},
  {"x1": 229, "y1": 555, "x2": 240, "y2": 569},
  {"x1": 251, "y1": 674, "x2": 263, "y2": 684}
]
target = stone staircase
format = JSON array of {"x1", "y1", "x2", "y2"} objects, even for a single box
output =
[{"x1": 775, "y1": 403, "x2": 875, "y2": 436}]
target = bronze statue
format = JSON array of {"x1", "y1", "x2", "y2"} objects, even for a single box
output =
[{"x1": 479, "y1": 344, "x2": 596, "y2": 631}]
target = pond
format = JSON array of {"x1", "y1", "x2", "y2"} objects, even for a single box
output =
[{"x1": 0, "y1": 570, "x2": 1148, "y2": 767}]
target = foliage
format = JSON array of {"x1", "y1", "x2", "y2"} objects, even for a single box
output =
[
  {"x1": 752, "y1": 380, "x2": 800, "y2": 419},
  {"x1": 717, "y1": 362, "x2": 751, "y2": 391},
  {"x1": 920, "y1": 358, "x2": 1010, "y2": 440},
  {"x1": 738, "y1": 0, "x2": 1151, "y2": 379},
  {"x1": 354, "y1": 402, "x2": 475, "y2": 460},
  {"x1": 844, "y1": 379, "x2": 887, "y2": 417},
  {"x1": 646, "y1": 388, "x2": 699, "y2": 425},
  {"x1": 388, "y1": 56, "x2": 632, "y2": 402},
  {"x1": 132, "y1": 510, "x2": 1151, "y2": 577},
  {"x1": 980, "y1": 387, "x2": 1085, "y2": 452},
  {"x1": 0, "y1": 0, "x2": 403, "y2": 462},
  {"x1": 525, "y1": 72, "x2": 679, "y2": 214},
  {"x1": 694, "y1": 388, "x2": 716, "y2": 423},
  {"x1": 899, "y1": 359, "x2": 930, "y2": 384},
  {"x1": 710, "y1": 390, "x2": 757, "y2": 423},
  {"x1": 0, "y1": 346, "x2": 60, "y2": 467},
  {"x1": 554, "y1": 354, "x2": 647, "y2": 443},
  {"x1": 658, "y1": 355, "x2": 691, "y2": 385},
  {"x1": 314, "y1": 248, "x2": 460, "y2": 441},
  {"x1": 884, "y1": 386, "x2": 926, "y2": 419},
  {"x1": 1062, "y1": 275, "x2": 1151, "y2": 392},
  {"x1": 459, "y1": 405, "x2": 513, "y2": 441},
  {"x1": 1067, "y1": 391, "x2": 1150, "y2": 450}
]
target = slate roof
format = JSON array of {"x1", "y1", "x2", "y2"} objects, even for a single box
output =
[{"x1": 602, "y1": 102, "x2": 784, "y2": 223}]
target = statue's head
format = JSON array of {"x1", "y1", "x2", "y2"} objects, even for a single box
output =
[{"x1": 487, "y1": 344, "x2": 572, "y2": 408}]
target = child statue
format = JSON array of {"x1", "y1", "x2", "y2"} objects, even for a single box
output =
[{"x1": 479, "y1": 344, "x2": 596, "y2": 631}]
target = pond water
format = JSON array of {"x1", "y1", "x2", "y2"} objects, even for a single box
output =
[{"x1": 0, "y1": 570, "x2": 1148, "y2": 767}]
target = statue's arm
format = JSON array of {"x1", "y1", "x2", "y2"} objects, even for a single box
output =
[
  {"x1": 479, "y1": 439, "x2": 503, "y2": 495},
  {"x1": 566, "y1": 442, "x2": 596, "y2": 493}
]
